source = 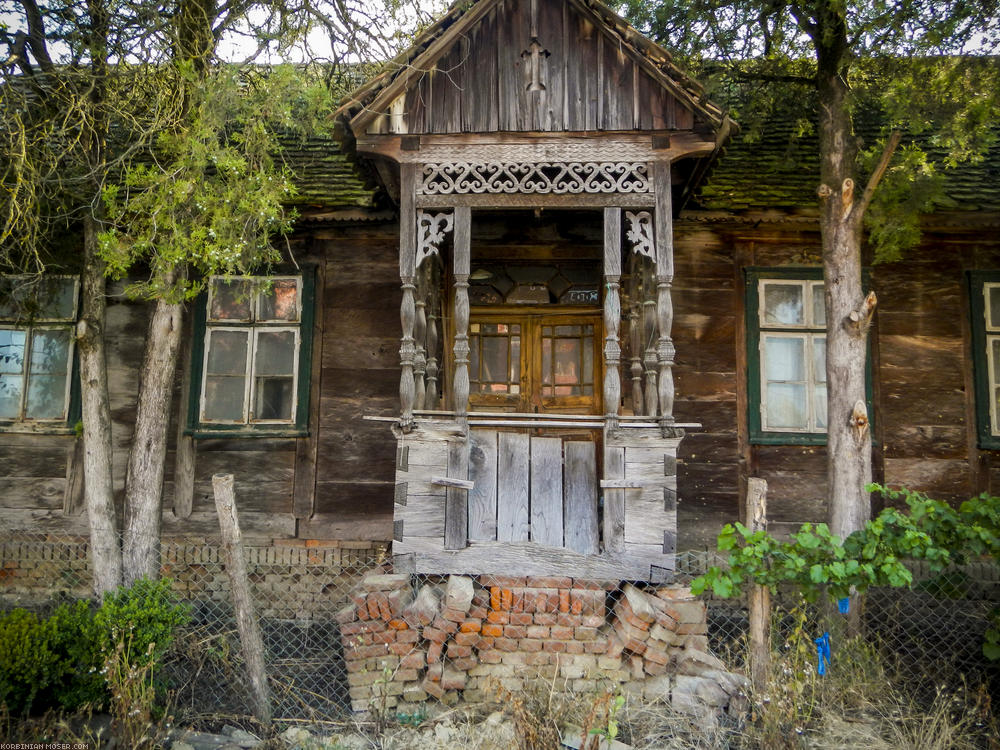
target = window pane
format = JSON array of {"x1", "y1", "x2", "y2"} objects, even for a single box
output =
[
  {"x1": 992, "y1": 338, "x2": 1000, "y2": 383},
  {"x1": 29, "y1": 329, "x2": 71, "y2": 375},
  {"x1": 766, "y1": 383, "x2": 808, "y2": 429},
  {"x1": 470, "y1": 335, "x2": 480, "y2": 383},
  {"x1": 554, "y1": 339, "x2": 581, "y2": 385},
  {"x1": 258, "y1": 279, "x2": 299, "y2": 322},
  {"x1": 481, "y1": 337, "x2": 509, "y2": 383},
  {"x1": 0, "y1": 278, "x2": 76, "y2": 320},
  {"x1": 209, "y1": 279, "x2": 253, "y2": 321},
  {"x1": 510, "y1": 336, "x2": 520, "y2": 383},
  {"x1": 255, "y1": 377, "x2": 294, "y2": 421},
  {"x1": 254, "y1": 330, "x2": 296, "y2": 376},
  {"x1": 814, "y1": 383, "x2": 827, "y2": 430},
  {"x1": 762, "y1": 283, "x2": 804, "y2": 326},
  {"x1": 542, "y1": 338, "x2": 552, "y2": 384},
  {"x1": 0, "y1": 329, "x2": 26, "y2": 374},
  {"x1": 0, "y1": 375, "x2": 23, "y2": 418},
  {"x1": 206, "y1": 330, "x2": 249, "y2": 375},
  {"x1": 811, "y1": 283, "x2": 826, "y2": 327},
  {"x1": 989, "y1": 287, "x2": 1000, "y2": 330},
  {"x1": 203, "y1": 376, "x2": 246, "y2": 421},
  {"x1": 26, "y1": 374, "x2": 67, "y2": 418},
  {"x1": 583, "y1": 340, "x2": 593, "y2": 383},
  {"x1": 813, "y1": 337, "x2": 826, "y2": 384},
  {"x1": 0, "y1": 329, "x2": 26, "y2": 418},
  {"x1": 764, "y1": 336, "x2": 805, "y2": 381}
]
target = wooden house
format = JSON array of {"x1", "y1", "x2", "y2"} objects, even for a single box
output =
[{"x1": 2, "y1": 0, "x2": 999, "y2": 582}]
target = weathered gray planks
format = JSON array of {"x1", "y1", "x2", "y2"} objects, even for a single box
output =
[
  {"x1": 603, "y1": 445, "x2": 625, "y2": 552},
  {"x1": 468, "y1": 430, "x2": 499, "y2": 540},
  {"x1": 530, "y1": 437, "x2": 563, "y2": 547},
  {"x1": 444, "y1": 439, "x2": 470, "y2": 549},
  {"x1": 497, "y1": 431, "x2": 530, "y2": 541},
  {"x1": 563, "y1": 441, "x2": 598, "y2": 554}
]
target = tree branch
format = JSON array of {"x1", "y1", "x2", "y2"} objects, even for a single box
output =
[
  {"x1": 19, "y1": 0, "x2": 55, "y2": 72},
  {"x1": 851, "y1": 130, "x2": 902, "y2": 223}
]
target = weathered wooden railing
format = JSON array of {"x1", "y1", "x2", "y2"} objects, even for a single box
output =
[{"x1": 370, "y1": 411, "x2": 697, "y2": 581}]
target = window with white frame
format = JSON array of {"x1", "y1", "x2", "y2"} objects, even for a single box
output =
[
  {"x1": 969, "y1": 273, "x2": 1000, "y2": 449},
  {"x1": 197, "y1": 276, "x2": 303, "y2": 426},
  {"x1": 0, "y1": 276, "x2": 79, "y2": 424}
]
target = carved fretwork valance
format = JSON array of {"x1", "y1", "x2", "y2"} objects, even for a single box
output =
[{"x1": 417, "y1": 162, "x2": 651, "y2": 196}]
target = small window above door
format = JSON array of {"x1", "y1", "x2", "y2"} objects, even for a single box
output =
[{"x1": 468, "y1": 263, "x2": 600, "y2": 306}]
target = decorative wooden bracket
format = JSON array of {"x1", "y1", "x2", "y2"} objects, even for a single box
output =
[
  {"x1": 625, "y1": 211, "x2": 654, "y2": 260},
  {"x1": 415, "y1": 210, "x2": 454, "y2": 270}
]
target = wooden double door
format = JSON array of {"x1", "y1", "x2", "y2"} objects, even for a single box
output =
[{"x1": 466, "y1": 307, "x2": 602, "y2": 416}]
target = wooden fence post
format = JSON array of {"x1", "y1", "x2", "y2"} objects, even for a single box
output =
[
  {"x1": 746, "y1": 477, "x2": 771, "y2": 693},
  {"x1": 212, "y1": 473, "x2": 272, "y2": 725}
]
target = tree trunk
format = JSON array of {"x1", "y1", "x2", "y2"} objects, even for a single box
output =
[
  {"x1": 123, "y1": 294, "x2": 182, "y2": 584},
  {"x1": 79, "y1": 215, "x2": 122, "y2": 596},
  {"x1": 816, "y1": 50, "x2": 873, "y2": 541}
]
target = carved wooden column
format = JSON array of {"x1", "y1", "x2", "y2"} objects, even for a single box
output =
[
  {"x1": 626, "y1": 211, "x2": 654, "y2": 417},
  {"x1": 415, "y1": 210, "x2": 453, "y2": 412},
  {"x1": 452, "y1": 206, "x2": 472, "y2": 425},
  {"x1": 399, "y1": 163, "x2": 418, "y2": 431},
  {"x1": 603, "y1": 207, "x2": 622, "y2": 429},
  {"x1": 654, "y1": 161, "x2": 676, "y2": 426}
]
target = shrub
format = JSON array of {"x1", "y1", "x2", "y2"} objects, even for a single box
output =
[
  {"x1": 46, "y1": 600, "x2": 105, "y2": 711},
  {"x1": 95, "y1": 577, "x2": 190, "y2": 669},
  {"x1": 0, "y1": 609, "x2": 58, "y2": 715}
]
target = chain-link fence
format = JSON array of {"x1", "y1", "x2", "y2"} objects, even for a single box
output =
[{"x1": 1, "y1": 535, "x2": 997, "y2": 725}]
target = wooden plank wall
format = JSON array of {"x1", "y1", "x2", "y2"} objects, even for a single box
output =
[
  {"x1": 402, "y1": 0, "x2": 694, "y2": 134},
  {"x1": 670, "y1": 221, "x2": 1000, "y2": 549}
]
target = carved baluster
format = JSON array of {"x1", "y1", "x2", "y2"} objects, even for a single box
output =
[
  {"x1": 399, "y1": 164, "x2": 417, "y2": 431},
  {"x1": 425, "y1": 261, "x2": 441, "y2": 409},
  {"x1": 642, "y1": 259, "x2": 659, "y2": 417},
  {"x1": 453, "y1": 207, "x2": 471, "y2": 424},
  {"x1": 413, "y1": 265, "x2": 428, "y2": 411},
  {"x1": 628, "y1": 252, "x2": 644, "y2": 415},
  {"x1": 603, "y1": 208, "x2": 622, "y2": 429},
  {"x1": 654, "y1": 161, "x2": 675, "y2": 426},
  {"x1": 400, "y1": 277, "x2": 417, "y2": 429}
]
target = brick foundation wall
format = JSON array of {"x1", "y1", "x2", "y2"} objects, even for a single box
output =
[
  {"x1": 340, "y1": 573, "x2": 744, "y2": 715},
  {"x1": 0, "y1": 535, "x2": 389, "y2": 619}
]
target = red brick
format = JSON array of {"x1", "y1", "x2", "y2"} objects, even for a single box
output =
[
  {"x1": 495, "y1": 637, "x2": 519, "y2": 652},
  {"x1": 574, "y1": 627, "x2": 599, "y2": 641},
  {"x1": 476, "y1": 636, "x2": 496, "y2": 650},
  {"x1": 442, "y1": 607, "x2": 468, "y2": 623},
  {"x1": 349, "y1": 644, "x2": 388, "y2": 659},
  {"x1": 527, "y1": 625, "x2": 550, "y2": 638},
  {"x1": 644, "y1": 659, "x2": 668, "y2": 676},
  {"x1": 341, "y1": 620, "x2": 386, "y2": 636},
  {"x1": 550, "y1": 626, "x2": 574, "y2": 640},
  {"x1": 525, "y1": 652, "x2": 552, "y2": 666},
  {"x1": 479, "y1": 649, "x2": 503, "y2": 664},
  {"x1": 534, "y1": 612, "x2": 557, "y2": 626},
  {"x1": 486, "y1": 611, "x2": 509, "y2": 625},
  {"x1": 503, "y1": 625, "x2": 527, "y2": 639},
  {"x1": 397, "y1": 629, "x2": 420, "y2": 643},
  {"x1": 423, "y1": 627, "x2": 448, "y2": 644},
  {"x1": 367, "y1": 596, "x2": 382, "y2": 620},
  {"x1": 570, "y1": 589, "x2": 605, "y2": 615},
  {"x1": 519, "y1": 638, "x2": 543, "y2": 652},
  {"x1": 582, "y1": 615, "x2": 606, "y2": 628},
  {"x1": 451, "y1": 656, "x2": 478, "y2": 671},
  {"x1": 570, "y1": 598, "x2": 583, "y2": 615},
  {"x1": 655, "y1": 587, "x2": 696, "y2": 601},
  {"x1": 557, "y1": 614, "x2": 583, "y2": 627},
  {"x1": 510, "y1": 590, "x2": 524, "y2": 612},
  {"x1": 509, "y1": 612, "x2": 533, "y2": 626},
  {"x1": 543, "y1": 640, "x2": 567, "y2": 653},
  {"x1": 376, "y1": 593, "x2": 394, "y2": 621},
  {"x1": 432, "y1": 617, "x2": 458, "y2": 634},
  {"x1": 427, "y1": 641, "x2": 444, "y2": 664},
  {"x1": 564, "y1": 641, "x2": 584, "y2": 654},
  {"x1": 400, "y1": 651, "x2": 426, "y2": 669},
  {"x1": 447, "y1": 643, "x2": 473, "y2": 658},
  {"x1": 469, "y1": 605, "x2": 488, "y2": 619},
  {"x1": 482, "y1": 575, "x2": 527, "y2": 588},
  {"x1": 605, "y1": 634, "x2": 625, "y2": 658},
  {"x1": 586, "y1": 640, "x2": 608, "y2": 654},
  {"x1": 459, "y1": 619, "x2": 482, "y2": 633},
  {"x1": 481, "y1": 623, "x2": 504, "y2": 637},
  {"x1": 440, "y1": 669, "x2": 467, "y2": 691},
  {"x1": 387, "y1": 619, "x2": 409, "y2": 631},
  {"x1": 356, "y1": 603, "x2": 371, "y2": 621},
  {"x1": 454, "y1": 631, "x2": 480, "y2": 647},
  {"x1": 422, "y1": 677, "x2": 445, "y2": 699},
  {"x1": 643, "y1": 645, "x2": 670, "y2": 666},
  {"x1": 527, "y1": 576, "x2": 573, "y2": 588},
  {"x1": 490, "y1": 587, "x2": 501, "y2": 610},
  {"x1": 387, "y1": 642, "x2": 413, "y2": 656},
  {"x1": 501, "y1": 589, "x2": 513, "y2": 610}
]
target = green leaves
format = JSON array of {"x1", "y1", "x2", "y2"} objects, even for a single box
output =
[{"x1": 691, "y1": 487, "x2": 1000, "y2": 647}]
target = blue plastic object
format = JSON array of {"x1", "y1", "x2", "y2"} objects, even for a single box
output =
[
  {"x1": 815, "y1": 632, "x2": 831, "y2": 676},
  {"x1": 838, "y1": 597, "x2": 850, "y2": 615}
]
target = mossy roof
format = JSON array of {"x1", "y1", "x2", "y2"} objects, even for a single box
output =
[{"x1": 277, "y1": 133, "x2": 379, "y2": 209}]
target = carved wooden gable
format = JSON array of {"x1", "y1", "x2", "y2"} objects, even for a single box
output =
[{"x1": 350, "y1": 0, "x2": 721, "y2": 137}]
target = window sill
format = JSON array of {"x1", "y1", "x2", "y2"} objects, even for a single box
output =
[
  {"x1": 187, "y1": 427, "x2": 309, "y2": 439},
  {"x1": 750, "y1": 431, "x2": 827, "y2": 446},
  {"x1": 0, "y1": 422, "x2": 77, "y2": 436}
]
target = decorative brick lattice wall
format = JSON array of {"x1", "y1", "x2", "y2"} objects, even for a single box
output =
[{"x1": 340, "y1": 573, "x2": 747, "y2": 717}]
